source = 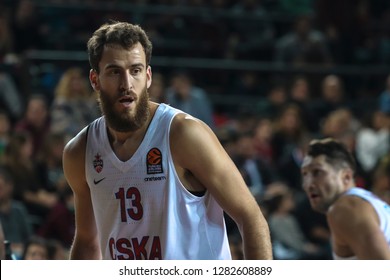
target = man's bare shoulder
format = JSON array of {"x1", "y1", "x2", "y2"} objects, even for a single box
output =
[
  {"x1": 170, "y1": 113, "x2": 216, "y2": 142},
  {"x1": 169, "y1": 112, "x2": 225, "y2": 168},
  {"x1": 327, "y1": 194, "x2": 378, "y2": 230},
  {"x1": 170, "y1": 112, "x2": 205, "y2": 132}
]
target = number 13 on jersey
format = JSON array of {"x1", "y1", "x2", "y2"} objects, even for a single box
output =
[{"x1": 115, "y1": 187, "x2": 143, "y2": 222}]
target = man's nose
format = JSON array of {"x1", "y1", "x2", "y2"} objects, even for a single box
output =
[
  {"x1": 302, "y1": 175, "x2": 312, "y2": 191},
  {"x1": 120, "y1": 71, "x2": 134, "y2": 91}
]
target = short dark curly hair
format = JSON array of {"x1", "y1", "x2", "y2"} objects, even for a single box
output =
[
  {"x1": 307, "y1": 138, "x2": 356, "y2": 173},
  {"x1": 87, "y1": 21, "x2": 153, "y2": 72}
]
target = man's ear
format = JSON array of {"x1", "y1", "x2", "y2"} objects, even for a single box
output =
[
  {"x1": 342, "y1": 168, "x2": 354, "y2": 185},
  {"x1": 90, "y1": 69, "x2": 100, "y2": 91},
  {"x1": 146, "y1": 65, "x2": 152, "y2": 89}
]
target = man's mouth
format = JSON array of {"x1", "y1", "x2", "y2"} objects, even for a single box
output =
[
  {"x1": 309, "y1": 193, "x2": 320, "y2": 200},
  {"x1": 118, "y1": 96, "x2": 135, "y2": 107}
]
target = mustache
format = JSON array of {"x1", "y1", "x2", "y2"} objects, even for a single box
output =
[
  {"x1": 117, "y1": 90, "x2": 138, "y2": 102},
  {"x1": 119, "y1": 89, "x2": 137, "y2": 97}
]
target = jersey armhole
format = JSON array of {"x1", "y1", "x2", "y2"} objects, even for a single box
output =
[{"x1": 85, "y1": 124, "x2": 91, "y2": 140}]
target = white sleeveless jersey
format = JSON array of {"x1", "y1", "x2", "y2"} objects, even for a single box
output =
[
  {"x1": 333, "y1": 187, "x2": 390, "y2": 260},
  {"x1": 85, "y1": 103, "x2": 231, "y2": 260}
]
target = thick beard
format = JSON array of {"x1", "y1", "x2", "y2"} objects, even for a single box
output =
[{"x1": 97, "y1": 86, "x2": 150, "y2": 132}]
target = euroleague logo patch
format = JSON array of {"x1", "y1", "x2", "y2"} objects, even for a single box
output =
[
  {"x1": 93, "y1": 153, "x2": 104, "y2": 173},
  {"x1": 146, "y1": 148, "x2": 163, "y2": 174}
]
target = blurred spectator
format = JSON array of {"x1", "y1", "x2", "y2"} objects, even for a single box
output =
[
  {"x1": 271, "y1": 103, "x2": 308, "y2": 166},
  {"x1": 289, "y1": 75, "x2": 311, "y2": 102},
  {"x1": 274, "y1": 15, "x2": 332, "y2": 66},
  {"x1": 46, "y1": 238, "x2": 68, "y2": 260},
  {"x1": 321, "y1": 74, "x2": 347, "y2": 105},
  {"x1": 231, "y1": 109, "x2": 259, "y2": 135},
  {"x1": 233, "y1": 131, "x2": 278, "y2": 197},
  {"x1": 14, "y1": 94, "x2": 51, "y2": 159},
  {"x1": 166, "y1": 71, "x2": 215, "y2": 129},
  {"x1": 215, "y1": 125, "x2": 239, "y2": 159},
  {"x1": 148, "y1": 72, "x2": 167, "y2": 103},
  {"x1": 257, "y1": 82, "x2": 288, "y2": 120},
  {"x1": 277, "y1": 135, "x2": 310, "y2": 193},
  {"x1": 263, "y1": 182, "x2": 326, "y2": 260},
  {"x1": 21, "y1": 235, "x2": 49, "y2": 260},
  {"x1": 252, "y1": 117, "x2": 275, "y2": 166},
  {"x1": 0, "y1": 167, "x2": 33, "y2": 259},
  {"x1": 288, "y1": 75, "x2": 319, "y2": 133},
  {"x1": 50, "y1": 67, "x2": 99, "y2": 141},
  {"x1": 0, "y1": 111, "x2": 11, "y2": 162},
  {"x1": 355, "y1": 110, "x2": 390, "y2": 177},
  {"x1": 23, "y1": 235, "x2": 68, "y2": 259},
  {"x1": 35, "y1": 132, "x2": 67, "y2": 193},
  {"x1": 311, "y1": 74, "x2": 349, "y2": 123},
  {"x1": 37, "y1": 186, "x2": 75, "y2": 249},
  {"x1": 0, "y1": 73, "x2": 24, "y2": 123},
  {"x1": 320, "y1": 108, "x2": 360, "y2": 140},
  {"x1": 2, "y1": 131, "x2": 57, "y2": 229},
  {"x1": 320, "y1": 109, "x2": 366, "y2": 187}
]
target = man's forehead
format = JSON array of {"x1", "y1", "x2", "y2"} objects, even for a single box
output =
[
  {"x1": 102, "y1": 43, "x2": 145, "y2": 60},
  {"x1": 301, "y1": 155, "x2": 327, "y2": 169},
  {"x1": 98, "y1": 43, "x2": 146, "y2": 70}
]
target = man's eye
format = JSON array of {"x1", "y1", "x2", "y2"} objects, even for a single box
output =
[
  {"x1": 132, "y1": 68, "x2": 141, "y2": 75},
  {"x1": 313, "y1": 169, "x2": 321, "y2": 176},
  {"x1": 108, "y1": 69, "x2": 120, "y2": 75}
]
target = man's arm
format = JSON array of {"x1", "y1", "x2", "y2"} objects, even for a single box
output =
[
  {"x1": 63, "y1": 128, "x2": 102, "y2": 260},
  {"x1": 170, "y1": 114, "x2": 272, "y2": 259},
  {"x1": 328, "y1": 196, "x2": 390, "y2": 260}
]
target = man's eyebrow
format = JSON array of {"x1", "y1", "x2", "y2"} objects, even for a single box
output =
[
  {"x1": 130, "y1": 63, "x2": 145, "y2": 68},
  {"x1": 104, "y1": 63, "x2": 145, "y2": 70},
  {"x1": 104, "y1": 64, "x2": 120, "y2": 70},
  {"x1": 302, "y1": 162, "x2": 322, "y2": 168}
]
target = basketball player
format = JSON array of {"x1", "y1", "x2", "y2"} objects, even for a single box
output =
[
  {"x1": 301, "y1": 138, "x2": 390, "y2": 259},
  {"x1": 62, "y1": 21, "x2": 272, "y2": 260}
]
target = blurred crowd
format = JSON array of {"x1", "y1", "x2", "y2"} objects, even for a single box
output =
[{"x1": 0, "y1": 0, "x2": 390, "y2": 260}]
